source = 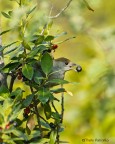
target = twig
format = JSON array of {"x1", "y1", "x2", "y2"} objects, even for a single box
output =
[
  {"x1": 83, "y1": 0, "x2": 94, "y2": 12},
  {"x1": 40, "y1": 4, "x2": 53, "y2": 35},
  {"x1": 49, "y1": 0, "x2": 73, "y2": 19},
  {"x1": 56, "y1": 84, "x2": 65, "y2": 144},
  {"x1": 60, "y1": 84, "x2": 64, "y2": 123},
  {"x1": 30, "y1": 86, "x2": 43, "y2": 138},
  {"x1": 51, "y1": 102, "x2": 59, "y2": 114},
  {"x1": 9, "y1": 73, "x2": 16, "y2": 92}
]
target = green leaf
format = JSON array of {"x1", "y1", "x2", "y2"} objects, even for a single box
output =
[
  {"x1": 37, "y1": 88, "x2": 51, "y2": 104},
  {"x1": 28, "y1": 46, "x2": 42, "y2": 58},
  {"x1": 0, "y1": 86, "x2": 9, "y2": 100},
  {"x1": 0, "y1": 41, "x2": 18, "y2": 51},
  {"x1": 50, "y1": 88, "x2": 66, "y2": 94},
  {"x1": 48, "y1": 79, "x2": 69, "y2": 85},
  {"x1": 8, "y1": 10, "x2": 13, "y2": 16},
  {"x1": 30, "y1": 138, "x2": 49, "y2": 144},
  {"x1": 27, "y1": 6, "x2": 36, "y2": 15},
  {"x1": 29, "y1": 130, "x2": 41, "y2": 139},
  {"x1": 10, "y1": 104, "x2": 22, "y2": 120},
  {"x1": 22, "y1": 94, "x2": 34, "y2": 107},
  {"x1": 10, "y1": 87, "x2": 24, "y2": 100},
  {"x1": 41, "y1": 52, "x2": 53, "y2": 74},
  {"x1": 22, "y1": 40, "x2": 31, "y2": 50},
  {"x1": 1, "y1": 11, "x2": 11, "y2": 18},
  {"x1": 12, "y1": 129, "x2": 28, "y2": 140},
  {"x1": 2, "y1": 62, "x2": 20, "y2": 73},
  {"x1": 31, "y1": 35, "x2": 44, "y2": 44},
  {"x1": 0, "y1": 29, "x2": 11, "y2": 36},
  {"x1": 4, "y1": 47, "x2": 18, "y2": 55},
  {"x1": 44, "y1": 103, "x2": 51, "y2": 119},
  {"x1": 49, "y1": 131, "x2": 57, "y2": 144},
  {"x1": 34, "y1": 76, "x2": 44, "y2": 85},
  {"x1": 22, "y1": 64, "x2": 34, "y2": 80},
  {"x1": 51, "y1": 112, "x2": 60, "y2": 122},
  {"x1": 45, "y1": 35, "x2": 54, "y2": 41},
  {"x1": 83, "y1": 0, "x2": 94, "y2": 12}
]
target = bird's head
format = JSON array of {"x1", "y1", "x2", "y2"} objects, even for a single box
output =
[{"x1": 54, "y1": 57, "x2": 82, "y2": 72}]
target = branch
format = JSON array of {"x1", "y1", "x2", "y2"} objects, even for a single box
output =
[
  {"x1": 48, "y1": 0, "x2": 73, "y2": 19},
  {"x1": 30, "y1": 86, "x2": 43, "y2": 138},
  {"x1": 60, "y1": 85, "x2": 64, "y2": 124}
]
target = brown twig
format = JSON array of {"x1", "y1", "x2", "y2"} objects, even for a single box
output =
[
  {"x1": 51, "y1": 102, "x2": 59, "y2": 114},
  {"x1": 30, "y1": 86, "x2": 43, "y2": 138},
  {"x1": 49, "y1": 0, "x2": 73, "y2": 19},
  {"x1": 60, "y1": 84, "x2": 64, "y2": 124},
  {"x1": 9, "y1": 73, "x2": 17, "y2": 92}
]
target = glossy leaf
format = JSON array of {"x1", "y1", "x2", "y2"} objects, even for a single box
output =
[
  {"x1": 37, "y1": 88, "x2": 52, "y2": 104},
  {"x1": 22, "y1": 64, "x2": 34, "y2": 80},
  {"x1": 41, "y1": 52, "x2": 53, "y2": 74},
  {"x1": 50, "y1": 88, "x2": 66, "y2": 94},
  {"x1": 45, "y1": 35, "x2": 54, "y2": 41},
  {"x1": 22, "y1": 94, "x2": 34, "y2": 107},
  {"x1": 4, "y1": 47, "x2": 18, "y2": 55},
  {"x1": 44, "y1": 103, "x2": 51, "y2": 119},
  {"x1": 48, "y1": 79, "x2": 69, "y2": 85},
  {"x1": 49, "y1": 131, "x2": 56, "y2": 144},
  {"x1": 1, "y1": 11, "x2": 11, "y2": 18},
  {"x1": 27, "y1": 6, "x2": 36, "y2": 15},
  {"x1": 10, "y1": 87, "x2": 24, "y2": 100},
  {"x1": 2, "y1": 62, "x2": 20, "y2": 73},
  {"x1": 0, "y1": 86, "x2": 9, "y2": 101},
  {"x1": 11, "y1": 129, "x2": 28, "y2": 140}
]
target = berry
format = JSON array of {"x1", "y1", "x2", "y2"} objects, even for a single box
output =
[
  {"x1": 76, "y1": 65, "x2": 82, "y2": 72},
  {"x1": 0, "y1": 127, "x2": 3, "y2": 131},
  {"x1": 51, "y1": 44, "x2": 58, "y2": 50},
  {"x1": 17, "y1": 75, "x2": 22, "y2": 80},
  {"x1": 5, "y1": 123, "x2": 10, "y2": 129},
  {"x1": 24, "y1": 107, "x2": 30, "y2": 114},
  {"x1": 49, "y1": 122, "x2": 56, "y2": 129}
]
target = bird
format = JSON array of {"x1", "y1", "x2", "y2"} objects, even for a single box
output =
[{"x1": 33, "y1": 57, "x2": 82, "y2": 87}]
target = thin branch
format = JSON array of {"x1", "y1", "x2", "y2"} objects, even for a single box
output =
[
  {"x1": 9, "y1": 73, "x2": 17, "y2": 92},
  {"x1": 60, "y1": 84, "x2": 64, "y2": 124},
  {"x1": 51, "y1": 102, "x2": 59, "y2": 114},
  {"x1": 30, "y1": 86, "x2": 43, "y2": 138},
  {"x1": 49, "y1": 0, "x2": 73, "y2": 19},
  {"x1": 40, "y1": 4, "x2": 53, "y2": 35}
]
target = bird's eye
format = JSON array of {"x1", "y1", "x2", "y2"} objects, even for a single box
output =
[{"x1": 65, "y1": 62, "x2": 69, "y2": 65}]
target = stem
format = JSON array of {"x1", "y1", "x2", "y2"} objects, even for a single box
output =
[
  {"x1": 56, "y1": 125, "x2": 60, "y2": 144},
  {"x1": 49, "y1": 0, "x2": 73, "y2": 19},
  {"x1": 51, "y1": 102, "x2": 59, "y2": 114},
  {"x1": 9, "y1": 73, "x2": 16, "y2": 92},
  {"x1": 60, "y1": 85, "x2": 64, "y2": 124},
  {"x1": 30, "y1": 86, "x2": 43, "y2": 138}
]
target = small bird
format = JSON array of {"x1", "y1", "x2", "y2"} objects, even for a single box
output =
[
  {"x1": 49, "y1": 57, "x2": 81, "y2": 79},
  {"x1": 28, "y1": 57, "x2": 82, "y2": 87},
  {"x1": 45, "y1": 57, "x2": 82, "y2": 87}
]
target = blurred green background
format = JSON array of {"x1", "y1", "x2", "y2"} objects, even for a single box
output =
[{"x1": 1, "y1": 0, "x2": 115, "y2": 144}]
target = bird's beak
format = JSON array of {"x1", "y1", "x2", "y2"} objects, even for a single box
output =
[{"x1": 69, "y1": 62, "x2": 82, "y2": 72}]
